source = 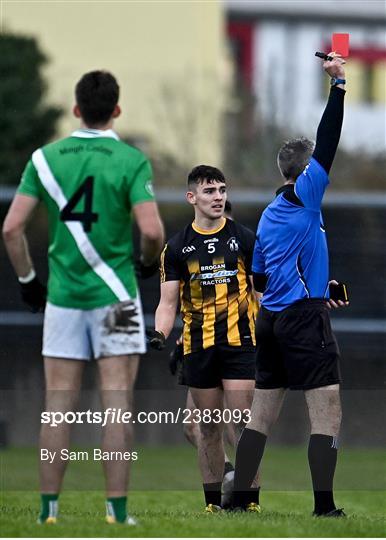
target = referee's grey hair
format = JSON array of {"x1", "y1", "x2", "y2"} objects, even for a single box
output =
[{"x1": 277, "y1": 137, "x2": 315, "y2": 182}]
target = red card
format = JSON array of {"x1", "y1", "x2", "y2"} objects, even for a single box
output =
[{"x1": 331, "y1": 33, "x2": 350, "y2": 57}]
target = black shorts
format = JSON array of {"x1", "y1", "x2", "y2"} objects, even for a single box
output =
[
  {"x1": 255, "y1": 299, "x2": 341, "y2": 391},
  {"x1": 181, "y1": 345, "x2": 256, "y2": 389}
]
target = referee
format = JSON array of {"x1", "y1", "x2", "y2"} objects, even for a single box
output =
[{"x1": 232, "y1": 53, "x2": 348, "y2": 516}]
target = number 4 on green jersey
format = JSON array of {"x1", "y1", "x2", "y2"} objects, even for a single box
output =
[{"x1": 60, "y1": 176, "x2": 98, "y2": 232}]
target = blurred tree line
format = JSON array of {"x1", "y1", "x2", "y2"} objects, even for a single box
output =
[
  {"x1": 1, "y1": 32, "x2": 384, "y2": 190},
  {"x1": 0, "y1": 33, "x2": 62, "y2": 186}
]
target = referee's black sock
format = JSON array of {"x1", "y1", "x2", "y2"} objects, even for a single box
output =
[
  {"x1": 308, "y1": 434, "x2": 338, "y2": 515},
  {"x1": 203, "y1": 482, "x2": 222, "y2": 507},
  {"x1": 233, "y1": 428, "x2": 266, "y2": 508}
]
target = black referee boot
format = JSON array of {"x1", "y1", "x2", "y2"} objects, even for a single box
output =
[{"x1": 313, "y1": 508, "x2": 346, "y2": 518}]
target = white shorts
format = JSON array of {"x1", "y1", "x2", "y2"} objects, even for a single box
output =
[{"x1": 42, "y1": 298, "x2": 146, "y2": 360}]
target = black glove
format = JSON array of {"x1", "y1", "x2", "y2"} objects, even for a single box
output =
[
  {"x1": 146, "y1": 329, "x2": 166, "y2": 350},
  {"x1": 135, "y1": 259, "x2": 159, "y2": 279},
  {"x1": 19, "y1": 277, "x2": 47, "y2": 313},
  {"x1": 169, "y1": 342, "x2": 183, "y2": 376}
]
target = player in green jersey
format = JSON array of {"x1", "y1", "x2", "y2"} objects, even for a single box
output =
[{"x1": 2, "y1": 70, "x2": 165, "y2": 525}]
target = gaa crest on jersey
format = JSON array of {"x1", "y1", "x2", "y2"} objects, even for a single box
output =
[
  {"x1": 145, "y1": 180, "x2": 154, "y2": 196},
  {"x1": 227, "y1": 237, "x2": 239, "y2": 252},
  {"x1": 182, "y1": 245, "x2": 196, "y2": 254}
]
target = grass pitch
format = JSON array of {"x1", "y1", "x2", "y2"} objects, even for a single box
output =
[{"x1": 1, "y1": 446, "x2": 385, "y2": 537}]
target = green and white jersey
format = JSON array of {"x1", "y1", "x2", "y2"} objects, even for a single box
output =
[{"x1": 18, "y1": 129, "x2": 155, "y2": 309}]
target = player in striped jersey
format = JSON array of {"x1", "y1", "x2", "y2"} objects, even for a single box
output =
[
  {"x1": 148, "y1": 165, "x2": 260, "y2": 512},
  {"x1": 169, "y1": 201, "x2": 238, "y2": 507}
]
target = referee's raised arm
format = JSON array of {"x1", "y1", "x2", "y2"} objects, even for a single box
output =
[{"x1": 312, "y1": 53, "x2": 346, "y2": 174}]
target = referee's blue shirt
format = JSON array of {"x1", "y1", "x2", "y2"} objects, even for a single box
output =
[{"x1": 253, "y1": 157, "x2": 330, "y2": 311}]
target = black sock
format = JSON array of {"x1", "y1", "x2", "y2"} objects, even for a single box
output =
[
  {"x1": 233, "y1": 428, "x2": 266, "y2": 508},
  {"x1": 234, "y1": 487, "x2": 260, "y2": 508},
  {"x1": 223, "y1": 461, "x2": 234, "y2": 476},
  {"x1": 249, "y1": 487, "x2": 260, "y2": 505},
  {"x1": 203, "y1": 482, "x2": 222, "y2": 506},
  {"x1": 308, "y1": 434, "x2": 338, "y2": 514}
]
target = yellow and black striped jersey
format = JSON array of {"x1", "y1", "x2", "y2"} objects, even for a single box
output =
[{"x1": 160, "y1": 217, "x2": 258, "y2": 355}]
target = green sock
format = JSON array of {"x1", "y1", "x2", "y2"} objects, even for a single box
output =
[
  {"x1": 106, "y1": 496, "x2": 127, "y2": 523},
  {"x1": 39, "y1": 493, "x2": 59, "y2": 522}
]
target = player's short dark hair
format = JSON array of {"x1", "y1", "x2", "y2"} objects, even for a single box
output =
[
  {"x1": 75, "y1": 70, "x2": 119, "y2": 126},
  {"x1": 187, "y1": 165, "x2": 226, "y2": 187},
  {"x1": 277, "y1": 137, "x2": 315, "y2": 181},
  {"x1": 224, "y1": 200, "x2": 232, "y2": 215}
]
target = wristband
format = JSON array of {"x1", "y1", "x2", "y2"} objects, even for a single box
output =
[
  {"x1": 330, "y1": 78, "x2": 346, "y2": 87},
  {"x1": 18, "y1": 268, "x2": 36, "y2": 284}
]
